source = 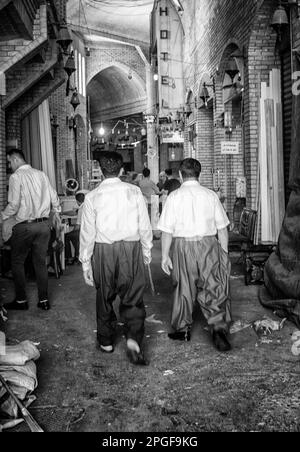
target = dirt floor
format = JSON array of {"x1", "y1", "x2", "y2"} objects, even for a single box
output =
[{"x1": 0, "y1": 242, "x2": 300, "y2": 432}]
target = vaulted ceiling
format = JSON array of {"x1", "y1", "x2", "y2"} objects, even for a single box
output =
[
  {"x1": 67, "y1": 0, "x2": 153, "y2": 123},
  {"x1": 88, "y1": 65, "x2": 147, "y2": 122}
]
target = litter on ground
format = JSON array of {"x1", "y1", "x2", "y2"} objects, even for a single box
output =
[
  {"x1": 145, "y1": 314, "x2": 163, "y2": 325},
  {"x1": 163, "y1": 370, "x2": 174, "y2": 376},
  {"x1": 230, "y1": 319, "x2": 252, "y2": 334},
  {"x1": 252, "y1": 317, "x2": 286, "y2": 335}
]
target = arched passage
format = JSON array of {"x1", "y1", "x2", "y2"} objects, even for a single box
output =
[
  {"x1": 87, "y1": 63, "x2": 147, "y2": 124},
  {"x1": 214, "y1": 41, "x2": 245, "y2": 220},
  {"x1": 87, "y1": 64, "x2": 147, "y2": 173}
]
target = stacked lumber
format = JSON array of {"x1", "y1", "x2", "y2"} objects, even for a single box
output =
[{"x1": 258, "y1": 69, "x2": 285, "y2": 244}]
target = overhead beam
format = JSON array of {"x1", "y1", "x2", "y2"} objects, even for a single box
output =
[{"x1": 68, "y1": 23, "x2": 149, "y2": 50}]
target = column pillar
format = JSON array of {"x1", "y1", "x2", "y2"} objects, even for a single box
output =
[{"x1": 146, "y1": 65, "x2": 159, "y2": 183}]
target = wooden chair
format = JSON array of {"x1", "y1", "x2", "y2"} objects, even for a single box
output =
[
  {"x1": 229, "y1": 208, "x2": 274, "y2": 285},
  {"x1": 47, "y1": 228, "x2": 63, "y2": 279}
]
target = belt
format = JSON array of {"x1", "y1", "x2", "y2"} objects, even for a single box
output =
[{"x1": 20, "y1": 217, "x2": 49, "y2": 224}]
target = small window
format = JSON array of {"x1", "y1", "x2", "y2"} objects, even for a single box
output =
[
  {"x1": 160, "y1": 30, "x2": 169, "y2": 39},
  {"x1": 161, "y1": 76, "x2": 169, "y2": 85}
]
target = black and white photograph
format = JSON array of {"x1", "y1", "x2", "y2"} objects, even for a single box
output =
[{"x1": 0, "y1": 0, "x2": 300, "y2": 435}]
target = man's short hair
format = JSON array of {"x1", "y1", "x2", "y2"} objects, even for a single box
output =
[
  {"x1": 7, "y1": 149, "x2": 26, "y2": 161},
  {"x1": 98, "y1": 151, "x2": 123, "y2": 177},
  {"x1": 179, "y1": 158, "x2": 202, "y2": 179},
  {"x1": 143, "y1": 168, "x2": 150, "y2": 178},
  {"x1": 75, "y1": 192, "x2": 85, "y2": 204},
  {"x1": 165, "y1": 168, "x2": 172, "y2": 177}
]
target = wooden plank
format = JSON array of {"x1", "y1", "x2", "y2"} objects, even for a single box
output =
[
  {"x1": 276, "y1": 102, "x2": 286, "y2": 232},
  {"x1": 265, "y1": 98, "x2": 275, "y2": 243},
  {"x1": 260, "y1": 87, "x2": 269, "y2": 242},
  {"x1": 271, "y1": 126, "x2": 279, "y2": 241}
]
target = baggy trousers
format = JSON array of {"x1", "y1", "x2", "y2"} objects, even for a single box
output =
[
  {"x1": 171, "y1": 236, "x2": 232, "y2": 333},
  {"x1": 92, "y1": 241, "x2": 146, "y2": 347},
  {"x1": 11, "y1": 221, "x2": 51, "y2": 302}
]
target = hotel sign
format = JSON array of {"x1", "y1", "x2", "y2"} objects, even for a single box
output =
[
  {"x1": 161, "y1": 131, "x2": 184, "y2": 143},
  {"x1": 221, "y1": 141, "x2": 239, "y2": 155}
]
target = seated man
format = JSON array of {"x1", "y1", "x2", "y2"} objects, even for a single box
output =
[{"x1": 65, "y1": 192, "x2": 85, "y2": 265}]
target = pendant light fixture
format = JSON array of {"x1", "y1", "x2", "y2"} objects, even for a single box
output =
[
  {"x1": 70, "y1": 88, "x2": 80, "y2": 111},
  {"x1": 56, "y1": 20, "x2": 73, "y2": 55}
]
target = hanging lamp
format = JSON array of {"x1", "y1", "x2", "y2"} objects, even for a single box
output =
[
  {"x1": 70, "y1": 88, "x2": 80, "y2": 111},
  {"x1": 56, "y1": 20, "x2": 73, "y2": 54}
]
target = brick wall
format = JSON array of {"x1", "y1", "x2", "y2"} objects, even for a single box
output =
[
  {"x1": 196, "y1": 106, "x2": 214, "y2": 190},
  {"x1": 0, "y1": 0, "x2": 66, "y2": 212},
  {"x1": 49, "y1": 83, "x2": 88, "y2": 194},
  {"x1": 87, "y1": 44, "x2": 146, "y2": 87},
  {"x1": 179, "y1": 0, "x2": 281, "y2": 223}
]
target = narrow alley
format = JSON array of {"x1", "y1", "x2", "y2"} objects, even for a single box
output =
[
  {"x1": 1, "y1": 0, "x2": 300, "y2": 435},
  {"x1": 1, "y1": 243, "x2": 299, "y2": 432}
]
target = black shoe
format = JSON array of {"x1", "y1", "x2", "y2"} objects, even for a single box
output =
[
  {"x1": 127, "y1": 348, "x2": 149, "y2": 366},
  {"x1": 212, "y1": 330, "x2": 231, "y2": 352},
  {"x1": 168, "y1": 330, "x2": 191, "y2": 342},
  {"x1": 100, "y1": 344, "x2": 114, "y2": 354},
  {"x1": 37, "y1": 300, "x2": 50, "y2": 311},
  {"x1": 3, "y1": 300, "x2": 28, "y2": 311}
]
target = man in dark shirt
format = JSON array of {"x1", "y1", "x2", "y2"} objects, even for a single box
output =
[{"x1": 163, "y1": 169, "x2": 181, "y2": 195}]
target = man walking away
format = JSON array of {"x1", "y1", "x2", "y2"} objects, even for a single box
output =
[
  {"x1": 1, "y1": 149, "x2": 61, "y2": 311},
  {"x1": 65, "y1": 192, "x2": 85, "y2": 265},
  {"x1": 79, "y1": 151, "x2": 153, "y2": 365},
  {"x1": 138, "y1": 168, "x2": 161, "y2": 215},
  {"x1": 158, "y1": 158, "x2": 232, "y2": 352},
  {"x1": 162, "y1": 168, "x2": 173, "y2": 195}
]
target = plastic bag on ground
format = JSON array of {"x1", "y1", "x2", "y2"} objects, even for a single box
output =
[{"x1": 0, "y1": 340, "x2": 40, "y2": 366}]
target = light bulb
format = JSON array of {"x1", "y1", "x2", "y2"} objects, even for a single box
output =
[
  {"x1": 153, "y1": 73, "x2": 159, "y2": 81},
  {"x1": 99, "y1": 125, "x2": 105, "y2": 136}
]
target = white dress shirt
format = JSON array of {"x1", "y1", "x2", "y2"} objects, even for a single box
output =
[
  {"x1": 1, "y1": 164, "x2": 60, "y2": 223},
  {"x1": 158, "y1": 181, "x2": 229, "y2": 237},
  {"x1": 79, "y1": 177, "x2": 153, "y2": 271}
]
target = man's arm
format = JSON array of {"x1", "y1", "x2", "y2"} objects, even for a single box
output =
[
  {"x1": 137, "y1": 191, "x2": 153, "y2": 264},
  {"x1": 161, "y1": 232, "x2": 173, "y2": 275},
  {"x1": 157, "y1": 196, "x2": 175, "y2": 275},
  {"x1": 46, "y1": 175, "x2": 61, "y2": 213},
  {"x1": 217, "y1": 227, "x2": 229, "y2": 253},
  {"x1": 1, "y1": 174, "x2": 21, "y2": 220},
  {"x1": 79, "y1": 197, "x2": 96, "y2": 286}
]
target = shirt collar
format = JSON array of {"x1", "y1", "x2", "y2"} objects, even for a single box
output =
[
  {"x1": 15, "y1": 164, "x2": 31, "y2": 173},
  {"x1": 101, "y1": 177, "x2": 121, "y2": 184},
  {"x1": 182, "y1": 180, "x2": 199, "y2": 186}
]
